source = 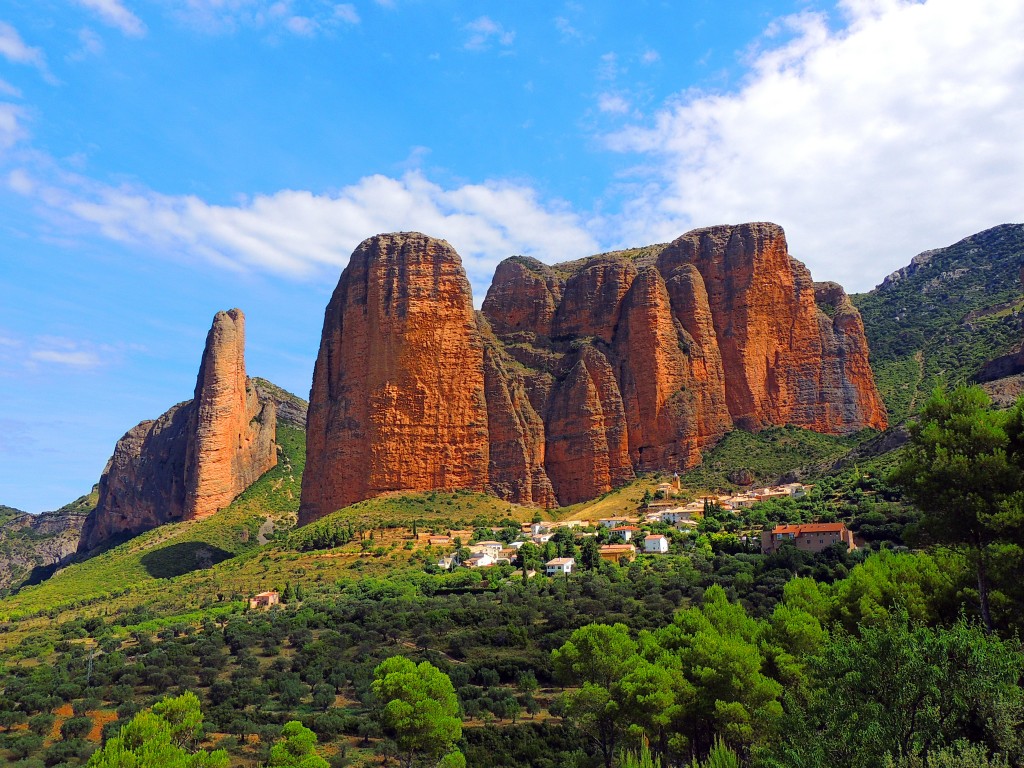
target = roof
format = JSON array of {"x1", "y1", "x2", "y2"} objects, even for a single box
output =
[
  {"x1": 771, "y1": 523, "x2": 847, "y2": 535},
  {"x1": 644, "y1": 534, "x2": 667, "y2": 541},
  {"x1": 254, "y1": 591, "x2": 278, "y2": 597},
  {"x1": 546, "y1": 557, "x2": 575, "y2": 566},
  {"x1": 611, "y1": 526, "x2": 639, "y2": 531},
  {"x1": 599, "y1": 544, "x2": 636, "y2": 552},
  {"x1": 475, "y1": 540, "x2": 504, "y2": 546}
]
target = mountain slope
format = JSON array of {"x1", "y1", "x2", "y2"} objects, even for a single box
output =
[
  {"x1": 0, "y1": 423, "x2": 304, "y2": 617},
  {"x1": 0, "y1": 493, "x2": 94, "y2": 595},
  {"x1": 854, "y1": 223, "x2": 1024, "y2": 422}
]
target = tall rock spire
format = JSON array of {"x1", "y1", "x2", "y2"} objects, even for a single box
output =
[
  {"x1": 79, "y1": 309, "x2": 277, "y2": 552},
  {"x1": 186, "y1": 309, "x2": 276, "y2": 518}
]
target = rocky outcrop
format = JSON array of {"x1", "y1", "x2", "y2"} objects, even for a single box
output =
[
  {"x1": 299, "y1": 233, "x2": 490, "y2": 525},
  {"x1": 657, "y1": 223, "x2": 886, "y2": 433},
  {"x1": 185, "y1": 310, "x2": 276, "y2": 519},
  {"x1": 300, "y1": 224, "x2": 887, "y2": 517},
  {"x1": 0, "y1": 504, "x2": 90, "y2": 591},
  {"x1": 79, "y1": 309, "x2": 277, "y2": 552}
]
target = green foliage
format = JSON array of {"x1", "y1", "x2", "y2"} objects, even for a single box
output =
[
  {"x1": 768, "y1": 614, "x2": 1024, "y2": 768},
  {"x1": 87, "y1": 692, "x2": 228, "y2": 768},
  {"x1": 892, "y1": 386, "x2": 1024, "y2": 630},
  {"x1": 854, "y1": 223, "x2": 1024, "y2": 419},
  {"x1": 371, "y1": 656, "x2": 462, "y2": 768},
  {"x1": 680, "y1": 426, "x2": 864, "y2": 491},
  {"x1": 267, "y1": 721, "x2": 329, "y2": 768}
]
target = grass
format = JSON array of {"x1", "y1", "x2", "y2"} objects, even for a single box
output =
[{"x1": 679, "y1": 425, "x2": 866, "y2": 491}]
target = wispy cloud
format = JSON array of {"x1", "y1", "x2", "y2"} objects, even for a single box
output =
[
  {"x1": 172, "y1": 1, "x2": 359, "y2": 36},
  {"x1": 30, "y1": 348, "x2": 102, "y2": 368},
  {"x1": 639, "y1": 48, "x2": 659, "y2": 65},
  {"x1": 0, "y1": 22, "x2": 56, "y2": 82},
  {"x1": 606, "y1": 0, "x2": 1024, "y2": 291},
  {"x1": 0, "y1": 332, "x2": 121, "y2": 372},
  {"x1": 334, "y1": 4, "x2": 360, "y2": 25},
  {"x1": 8, "y1": 167, "x2": 600, "y2": 297},
  {"x1": 67, "y1": 28, "x2": 105, "y2": 62},
  {"x1": 73, "y1": 0, "x2": 147, "y2": 38},
  {"x1": 464, "y1": 16, "x2": 515, "y2": 52},
  {"x1": 0, "y1": 103, "x2": 27, "y2": 151},
  {"x1": 597, "y1": 93, "x2": 630, "y2": 115},
  {"x1": 554, "y1": 16, "x2": 584, "y2": 43}
]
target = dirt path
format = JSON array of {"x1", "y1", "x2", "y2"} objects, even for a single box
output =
[{"x1": 257, "y1": 517, "x2": 275, "y2": 545}]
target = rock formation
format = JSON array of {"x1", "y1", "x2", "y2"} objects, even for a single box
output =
[
  {"x1": 299, "y1": 224, "x2": 887, "y2": 522},
  {"x1": 299, "y1": 234, "x2": 490, "y2": 524},
  {"x1": 79, "y1": 309, "x2": 276, "y2": 552},
  {"x1": 0, "y1": 502, "x2": 90, "y2": 591}
]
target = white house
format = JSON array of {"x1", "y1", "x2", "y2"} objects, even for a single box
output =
[
  {"x1": 437, "y1": 555, "x2": 457, "y2": 571},
  {"x1": 465, "y1": 553, "x2": 495, "y2": 568},
  {"x1": 659, "y1": 508, "x2": 690, "y2": 525},
  {"x1": 599, "y1": 518, "x2": 629, "y2": 529},
  {"x1": 470, "y1": 541, "x2": 504, "y2": 557},
  {"x1": 644, "y1": 534, "x2": 669, "y2": 554},
  {"x1": 545, "y1": 557, "x2": 575, "y2": 575},
  {"x1": 610, "y1": 526, "x2": 638, "y2": 542}
]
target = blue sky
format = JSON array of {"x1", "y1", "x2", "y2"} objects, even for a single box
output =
[{"x1": 1, "y1": 0, "x2": 1023, "y2": 512}]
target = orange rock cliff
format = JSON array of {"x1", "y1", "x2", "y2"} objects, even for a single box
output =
[
  {"x1": 79, "y1": 309, "x2": 277, "y2": 551},
  {"x1": 298, "y1": 224, "x2": 887, "y2": 524}
]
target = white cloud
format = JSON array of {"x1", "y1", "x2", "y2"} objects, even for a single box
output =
[
  {"x1": 0, "y1": 104, "x2": 27, "y2": 151},
  {"x1": 285, "y1": 15, "x2": 317, "y2": 36},
  {"x1": 0, "y1": 22, "x2": 54, "y2": 81},
  {"x1": 0, "y1": 79, "x2": 20, "y2": 97},
  {"x1": 597, "y1": 93, "x2": 630, "y2": 115},
  {"x1": 554, "y1": 16, "x2": 583, "y2": 42},
  {"x1": 173, "y1": 0, "x2": 357, "y2": 35},
  {"x1": 68, "y1": 28, "x2": 106, "y2": 61},
  {"x1": 334, "y1": 4, "x2": 359, "y2": 24},
  {"x1": 640, "y1": 48, "x2": 659, "y2": 65},
  {"x1": 606, "y1": 0, "x2": 1024, "y2": 292},
  {"x1": 74, "y1": 0, "x2": 147, "y2": 38},
  {"x1": 9, "y1": 168, "x2": 600, "y2": 299},
  {"x1": 30, "y1": 349, "x2": 102, "y2": 368},
  {"x1": 464, "y1": 16, "x2": 515, "y2": 51}
]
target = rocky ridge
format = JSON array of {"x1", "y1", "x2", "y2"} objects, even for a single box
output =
[
  {"x1": 0, "y1": 502, "x2": 90, "y2": 592},
  {"x1": 299, "y1": 224, "x2": 886, "y2": 523},
  {"x1": 79, "y1": 309, "x2": 277, "y2": 552}
]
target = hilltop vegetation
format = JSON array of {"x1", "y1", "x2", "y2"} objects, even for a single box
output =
[{"x1": 854, "y1": 223, "x2": 1024, "y2": 422}]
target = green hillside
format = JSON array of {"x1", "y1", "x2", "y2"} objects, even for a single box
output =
[
  {"x1": 680, "y1": 425, "x2": 867, "y2": 490},
  {"x1": 0, "y1": 424, "x2": 305, "y2": 620},
  {"x1": 854, "y1": 223, "x2": 1024, "y2": 422}
]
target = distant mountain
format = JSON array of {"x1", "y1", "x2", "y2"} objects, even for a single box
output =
[
  {"x1": 854, "y1": 223, "x2": 1024, "y2": 422},
  {"x1": 0, "y1": 489, "x2": 95, "y2": 594}
]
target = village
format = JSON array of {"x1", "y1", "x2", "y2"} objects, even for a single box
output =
[{"x1": 419, "y1": 478, "x2": 857, "y2": 578}]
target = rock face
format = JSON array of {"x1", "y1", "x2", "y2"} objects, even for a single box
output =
[
  {"x1": 185, "y1": 310, "x2": 277, "y2": 518},
  {"x1": 299, "y1": 234, "x2": 490, "y2": 525},
  {"x1": 0, "y1": 505, "x2": 90, "y2": 591},
  {"x1": 79, "y1": 309, "x2": 276, "y2": 552},
  {"x1": 300, "y1": 224, "x2": 887, "y2": 521}
]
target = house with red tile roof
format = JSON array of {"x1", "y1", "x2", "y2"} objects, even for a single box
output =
[{"x1": 760, "y1": 522, "x2": 855, "y2": 555}]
